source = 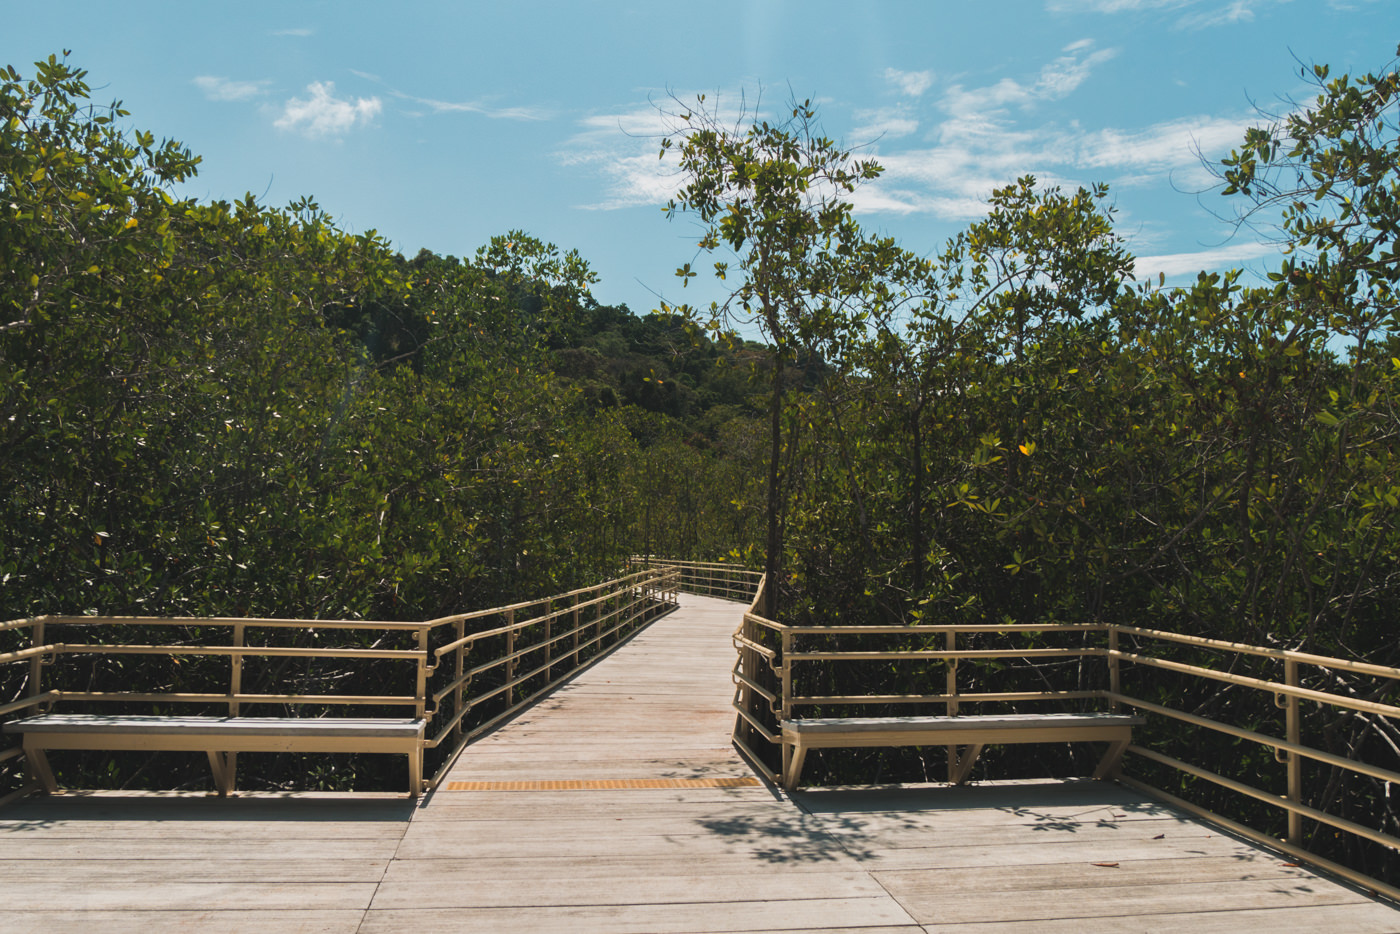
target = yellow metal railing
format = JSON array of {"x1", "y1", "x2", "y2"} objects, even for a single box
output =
[
  {"x1": 629, "y1": 556, "x2": 761, "y2": 604},
  {"x1": 728, "y1": 572, "x2": 1400, "y2": 900},
  {"x1": 0, "y1": 567, "x2": 680, "y2": 802}
]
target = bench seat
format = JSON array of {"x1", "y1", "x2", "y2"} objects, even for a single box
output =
[
  {"x1": 2, "y1": 714, "x2": 426, "y2": 797},
  {"x1": 779, "y1": 712, "x2": 1144, "y2": 789}
]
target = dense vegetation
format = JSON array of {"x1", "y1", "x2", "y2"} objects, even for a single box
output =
[
  {"x1": 656, "y1": 54, "x2": 1400, "y2": 880},
  {"x1": 0, "y1": 56, "x2": 768, "y2": 627},
  {"x1": 4, "y1": 46, "x2": 1400, "y2": 880}
]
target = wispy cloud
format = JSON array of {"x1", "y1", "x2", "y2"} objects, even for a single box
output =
[
  {"x1": 851, "y1": 106, "x2": 919, "y2": 142},
  {"x1": 559, "y1": 41, "x2": 1254, "y2": 235},
  {"x1": 272, "y1": 27, "x2": 313, "y2": 37},
  {"x1": 394, "y1": 91, "x2": 552, "y2": 122},
  {"x1": 848, "y1": 38, "x2": 1266, "y2": 221},
  {"x1": 558, "y1": 93, "x2": 764, "y2": 211},
  {"x1": 193, "y1": 75, "x2": 270, "y2": 102},
  {"x1": 1132, "y1": 241, "x2": 1279, "y2": 278},
  {"x1": 884, "y1": 68, "x2": 935, "y2": 97},
  {"x1": 1046, "y1": 0, "x2": 1292, "y2": 29},
  {"x1": 274, "y1": 81, "x2": 382, "y2": 138}
]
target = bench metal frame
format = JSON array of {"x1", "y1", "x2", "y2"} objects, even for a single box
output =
[
  {"x1": 779, "y1": 712, "x2": 1144, "y2": 789},
  {"x1": 4, "y1": 714, "x2": 426, "y2": 797},
  {"x1": 0, "y1": 568, "x2": 681, "y2": 802}
]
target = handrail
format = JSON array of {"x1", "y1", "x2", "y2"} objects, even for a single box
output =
[
  {"x1": 0, "y1": 567, "x2": 682, "y2": 800},
  {"x1": 728, "y1": 574, "x2": 1400, "y2": 902}
]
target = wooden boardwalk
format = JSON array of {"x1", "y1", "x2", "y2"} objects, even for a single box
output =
[{"x1": 2, "y1": 593, "x2": 1398, "y2": 933}]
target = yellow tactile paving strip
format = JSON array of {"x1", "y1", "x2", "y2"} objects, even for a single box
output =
[{"x1": 444, "y1": 777, "x2": 761, "y2": 791}]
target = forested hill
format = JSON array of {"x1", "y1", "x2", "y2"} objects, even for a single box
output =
[{"x1": 0, "y1": 56, "x2": 770, "y2": 623}]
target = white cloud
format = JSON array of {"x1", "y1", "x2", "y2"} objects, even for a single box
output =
[
  {"x1": 193, "y1": 75, "x2": 270, "y2": 102},
  {"x1": 1075, "y1": 114, "x2": 1254, "y2": 170},
  {"x1": 855, "y1": 41, "x2": 1257, "y2": 220},
  {"x1": 851, "y1": 106, "x2": 919, "y2": 142},
  {"x1": 1047, "y1": 0, "x2": 1190, "y2": 11},
  {"x1": 272, "y1": 27, "x2": 313, "y2": 37},
  {"x1": 557, "y1": 93, "x2": 769, "y2": 211},
  {"x1": 1046, "y1": 0, "x2": 1292, "y2": 29},
  {"x1": 274, "y1": 82, "x2": 382, "y2": 138},
  {"x1": 395, "y1": 92, "x2": 551, "y2": 122},
  {"x1": 1132, "y1": 241, "x2": 1279, "y2": 278},
  {"x1": 884, "y1": 68, "x2": 935, "y2": 97}
]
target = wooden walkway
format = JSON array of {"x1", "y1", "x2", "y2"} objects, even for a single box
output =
[{"x1": 2, "y1": 593, "x2": 1398, "y2": 933}]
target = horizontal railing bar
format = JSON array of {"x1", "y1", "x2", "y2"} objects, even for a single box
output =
[
  {"x1": 1116, "y1": 774, "x2": 1400, "y2": 905},
  {"x1": 732, "y1": 734, "x2": 780, "y2": 785},
  {"x1": 1114, "y1": 625, "x2": 1400, "y2": 681},
  {"x1": 0, "y1": 617, "x2": 45, "y2": 632},
  {"x1": 430, "y1": 595, "x2": 661, "y2": 739},
  {"x1": 0, "y1": 693, "x2": 57, "y2": 717},
  {"x1": 48, "y1": 691, "x2": 420, "y2": 706},
  {"x1": 424, "y1": 569, "x2": 668, "y2": 628},
  {"x1": 1109, "y1": 692, "x2": 1400, "y2": 787},
  {"x1": 49, "y1": 644, "x2": 425, "y2": 661},
  {"x1": 780, "y1": 623, "x2": 1108, "y2": 635},
  {"x1": 1126, "y1": 744, "x2": 1400, "y2": 853},
  {"x1": 732, "y1": 670, "x2": 778, "y2": 704},
  {"x1": 1112, "y1": 650, "x2": 1400, "y2": 718},
  {"x1": 431, "y1": 670, "x2": 475, "y2": 705},
  {"x1": 39, "y1": 615, "x2": 429, "y2": 631},
  {"x1": 790, "y1": 690, "x2": 1104, "y2": 706},
  {"x1": 786, "y1": 648, "x2": 1106, "y2": 662},
  {"x1": 433, "y1": 597, "x2": 616, "y2": 654},
  {"x1": 743, "y1": 613, "x2": 784, "y2": 633},
  {"x1": 731, "y1": 702, "x2": 780, "y2": 745},
  {"x1": 0, "y1": 745, "x2": 24, "y2": 765},
  {"x1": 0, "y1": 645, "x2": 57, "y2": 665},
  {"x1": 435, "y1": 600, "x2": 623, "y2": 660},
  {"x1": 733, "y1": 634, "x2": 777, "y2": 660}
]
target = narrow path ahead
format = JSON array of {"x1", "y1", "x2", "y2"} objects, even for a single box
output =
[{"x1": 2, "y1": 594, "x2": 1398, "y2": 933}]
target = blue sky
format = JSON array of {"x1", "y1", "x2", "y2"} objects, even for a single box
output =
[{"x1": 6, "y1": 1, "x2": 1398, "y2": 318}]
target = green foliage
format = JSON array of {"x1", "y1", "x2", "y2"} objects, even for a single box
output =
[{"x1": 0, "y1": 54, "x2": 761, "y2": 637}]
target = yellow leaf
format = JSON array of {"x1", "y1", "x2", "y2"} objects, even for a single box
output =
[
  {"x1": 1019, "y1": 441, "x2": 1036, "y2": 456},
  {"x1": 124, "y1": 217, "x2": 138, "y2": 229}
]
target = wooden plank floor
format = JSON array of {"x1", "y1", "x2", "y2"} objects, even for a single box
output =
[{"x1": 2, "y1": 592, "x2": 1398, "y2": 933}]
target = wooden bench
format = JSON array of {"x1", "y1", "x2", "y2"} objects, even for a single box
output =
[
  {"x1": 779, "y1": 712, "x2": 1144, "y2": 789},
  {"x1": 2, "y1": 714, "x2": 427, "y2": 798}
]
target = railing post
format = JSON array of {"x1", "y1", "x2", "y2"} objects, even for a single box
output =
[
  {"x1": 1108, "y1": 625, "x2": 1120, "y2": 712},
  {"x1": 1284, "y1": 659, "x2": 1302, "y2": 846},
  {"x1": 28, "y1": 618, "x2": 45, "y2": 706},
  {"x1": 780, "y1": 629, "x2": 792, "y2": 723},
  {"x1": 229, "y1": 623, "x2": 245, "y2": 717},
  {"x1": 505, "y1": 610, "x2": 516, "y2": 707},
  {"x1": 415, "y1": 626, "x2": 430, "y2": 720},
  {"x1": 572, "y1": 592, "x2": 581, "y2": 669},
  {"x1": 946, "y1": 629, "x2": 959, "y2": 783},
  {"x1": 544, "y1": 598, "x2": 553, "y2": 683},
  {"x1": 780, "y1": 626, "x2": 793, "y2": 785},
  {"x1": 452, "y1": 618, "x2": 466, "y2": 743}
]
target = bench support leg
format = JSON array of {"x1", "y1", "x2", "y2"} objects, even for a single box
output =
[
  {"x1": 783, "y1": 744, "x2": 808, "y2": 791},
  {"x1": 950, "y1": 743, "x2": 985, "y2": 786},
  {"x1": 1093, "y1": 739, "x2": 1130, "y2": 780},
  {"x1": 207, "y1": 750, "x2": 236, "y2": 796},
  {"x1": 24, "y1": 744, "x2": 58, "y2": 794},
  {"x1": 408, "y1": 749, "x2": 422, "y2": 799}
]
